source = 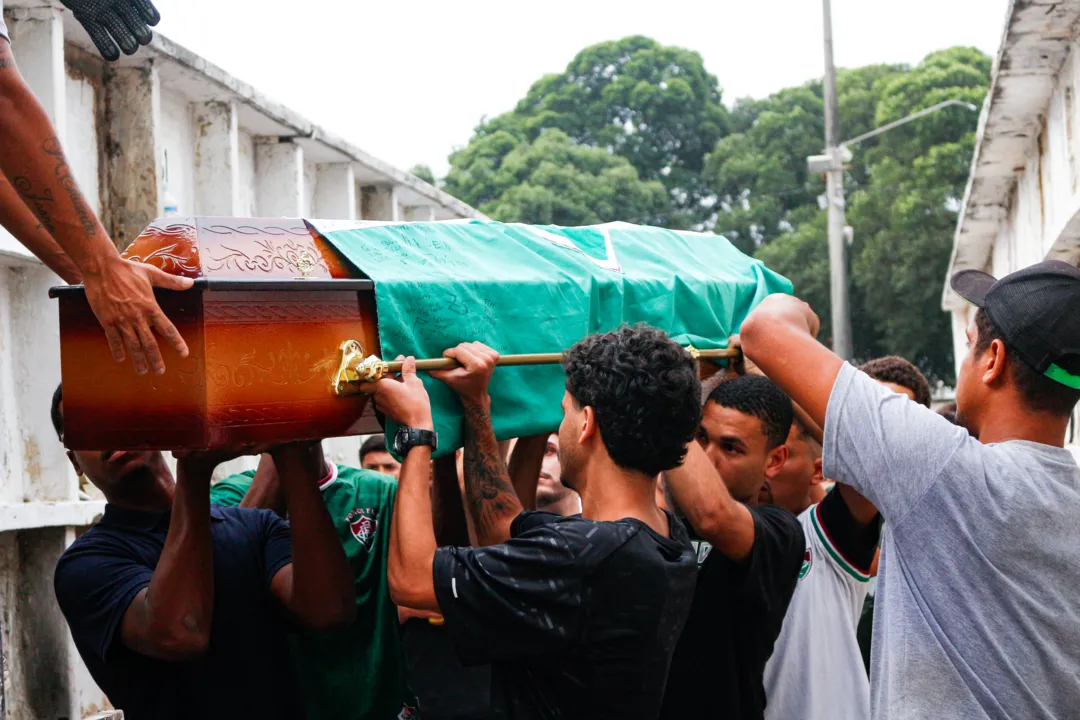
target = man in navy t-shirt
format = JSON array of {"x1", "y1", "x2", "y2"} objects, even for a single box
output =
[{"x1": 50, "y1": 385, "x2": 356, "y2": 719}]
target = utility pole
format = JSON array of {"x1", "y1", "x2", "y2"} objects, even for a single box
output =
[{"x1": 820, "y1": 0, "x2": 853, "y2": 359}]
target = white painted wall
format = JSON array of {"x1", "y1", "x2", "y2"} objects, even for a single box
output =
[
  {"x1": 159, "y1": 88, "x2": 197, "y2": 217},
  {"x1": 64, "y1": 71, "x2": 100, "y2": 216},
  {"x1": 237, "y1": 129, "x2": 257, "y2": 217},
  {"x1": 303, "y1": 158, "x2": 318, "y2": 217},
  {"x1": 969, "y1": 39, "x2": 1080, "y2": 446}
]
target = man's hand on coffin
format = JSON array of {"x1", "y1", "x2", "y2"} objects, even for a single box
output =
[
  {"x1": 173, "y1": 444, "x2": 271, "y2": 479},
  {"x1": 59, "y1": 0, "x2": 160, "y2": 62},
  {"x1": 83, "y1": 256, "x2": 194, "y2": 375},
  {"x1": 430, "y1": 342, "x2": 499, "y2": 408},
  {"x1": 369, "y1": 357, "x2": 434, "y2": 430}
]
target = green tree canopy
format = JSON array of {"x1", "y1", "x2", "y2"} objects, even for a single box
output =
[
  {"x1": 707, "y1": 63, "x2": 908, "y2": 254},
  {"x1": 747, "y1": 47, "x2": 991, "y2": 383},
  {"x1": 409, "y1": 164, "x2": 437, "y2": 185},
  {"x1": 445, "y1": 36, "x2": 727, "y2": 226},
  {"x1": 466, "y1": 128, "x2": 670, "y2": 226},
  {"x1": 440, "y1": 40, "x2": 990, "y2": 385}
]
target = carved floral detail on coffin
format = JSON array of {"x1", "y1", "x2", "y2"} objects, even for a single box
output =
[
  {"x1": 120, "y1": 217, "x2": 356, "y2": 280},
  {"x1": 122, "y1": 221, "x2": 201, "y2": 278},
  {"x1": 199, "y1": 220, "x2": 333, "y2": 279},
  {"x1": 207, "y1": 341, "x2": 325, "y2": 388},
  {"x1": 204, "y1": 237, "x2": 331, "y2": 277}
]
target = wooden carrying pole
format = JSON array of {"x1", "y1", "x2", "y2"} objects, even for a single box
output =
[
  {"x1": 333, "y1": 340, "x2": 741, "y2": 395},
  {"x1": 383, "y1": 347, "x2": 739, "y2": 374}
]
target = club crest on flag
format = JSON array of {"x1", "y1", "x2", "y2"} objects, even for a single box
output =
[{"x1": 346, "y1": 508, "x2": 378, "y2": 551}]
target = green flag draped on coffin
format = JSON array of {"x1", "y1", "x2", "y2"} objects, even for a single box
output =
[{"x1": 312, "y1": 220, "x2": 792, "y2": 457}]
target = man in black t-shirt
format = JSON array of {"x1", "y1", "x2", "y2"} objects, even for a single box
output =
[
  {"x1": 659, "y1": 375, "x2": 805, "y2": 720},
  {"x1": 370, "y1": 327, "x2": 701, "y2": 719}
]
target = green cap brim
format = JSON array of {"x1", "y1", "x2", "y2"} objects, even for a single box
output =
[{"x1": 1044, "y1": 363, "x2": 1080, "y2": 390}]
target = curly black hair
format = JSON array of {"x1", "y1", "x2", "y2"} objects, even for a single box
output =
[
  {"x1": 51, "y1": 383, "x2": 63, "y2": 441},
  {"x1": 563, "y1": 325, "x2": 701, "y2": 476},
  {"x1": 706, "y1": 375, "x2": 793, "y2": 450},
  {"x1": 858, "y1": 356, "x2": 932, "y2": 408},
  {"x1": 974, "y1": 308, "x2": 1080, "y2": 417}
]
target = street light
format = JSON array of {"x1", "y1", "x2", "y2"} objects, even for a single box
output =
[
  {"x1": 806, "y1": 93, "x2": 980, "y2": 359},
  {"x1": 840, "y1": 99, "x2": 980, "y2": 149}
]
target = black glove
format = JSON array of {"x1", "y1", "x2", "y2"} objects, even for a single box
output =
[{"x1": 60, "y1": 0, "x2": 161, "y2": 62}]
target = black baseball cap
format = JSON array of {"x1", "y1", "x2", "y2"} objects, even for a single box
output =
[{"x1": 951, "y1": 260, "x2": 1080, "y2": 389}]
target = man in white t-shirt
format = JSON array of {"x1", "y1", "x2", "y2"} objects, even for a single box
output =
[
  {"x1": 763, "y1": 356, "x2": 931, "y2": 720},
  {"x1": 741, "y1": 261, "x2": 1080, "y2": 719}
]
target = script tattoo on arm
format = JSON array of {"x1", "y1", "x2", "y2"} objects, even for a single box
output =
[
  {"x1": 11, "y1": 176, "x2": 56, "y2": 233},
  {"x1": 461, "y1": 403, "x2": 524, "y2": 547},
  {"x1": 42, "y1": 137, "x2": 97, "y2": 238}
]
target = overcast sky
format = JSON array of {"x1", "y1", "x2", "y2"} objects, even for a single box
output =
[{"x1": 152, "y1": 0, "x2": 1010, "y2": 177}]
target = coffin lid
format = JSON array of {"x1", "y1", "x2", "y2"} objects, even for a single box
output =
[{"x1": 118, "y1": 217, "x2": 362, "y2": 281}]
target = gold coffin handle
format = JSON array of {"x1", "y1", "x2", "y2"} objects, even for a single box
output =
[
  {"x1": 333, "y1": 340, "x2": 389, "y2": 396},
  {"x1": 333, "y1": 339, "x2": 740, "y2": 397}
]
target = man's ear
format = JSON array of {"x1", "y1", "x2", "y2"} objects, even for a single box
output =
[
  {"x1": 579, "y1": 406, "x2": 597, "y2": 444},
  {"x1": 811, "y1": 457, "x2": 824, "y2": 486},
  {"x1": 982, "y1": 338, "x2": 1009, "y2": 385},
  {"x1": 765, "y1": 444, "x2": 789, "y2": 479},
  {"x1": 66, "y1": 450, "x2": 83, "y2": 477}
]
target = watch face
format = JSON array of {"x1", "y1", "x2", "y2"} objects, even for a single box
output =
[{"x1": 393, "y1": 428, "x2": 436, "y2": 455}]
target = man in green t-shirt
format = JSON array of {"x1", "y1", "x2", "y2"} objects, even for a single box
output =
[{"x1": 210, "y1": 445, "x2": 418, "y2": 720}]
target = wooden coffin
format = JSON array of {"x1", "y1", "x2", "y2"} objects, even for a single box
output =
[{"x1": 51, "y1": 217, "x2": 383, "y2": 450}]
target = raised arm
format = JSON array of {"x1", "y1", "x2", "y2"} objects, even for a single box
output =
[
  {"x1": 0, "y1": 38, "x2": 192, "y2": 374},
  {"x1": 663, "y1": 439, "x2": 757, "y2": 562},
  {"x1": 729, "y1": 333, "x2": 824, "y2": 445},
  {"x1": 431, "y1": 342, "x2": 524, "y2": 547},
  {"x1": 739, "y1": 294, "x2": 842, "y2": 431},
  {"x1": 267, "y1": 443, "x2": 355, "y2": 631},
  {"x1": 371, "y1": 357, "x2": 441, "y2": 612},
  {"x1": 506, "y1": 433, "x2": 546, "y2": 511},
  {"x1": 118, "y1": 453, "x2": 217, "y2": 661}
]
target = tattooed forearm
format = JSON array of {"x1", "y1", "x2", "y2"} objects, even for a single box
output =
[
  {"x1": 461, "y1": 403, "x2": 523, "y2": 547},
  {"x1": 42, "y1": 137, "x2": 97, "y2": 238},
  {"x1": 11, "y1": 176, "x2": 56, "y2": 233}
]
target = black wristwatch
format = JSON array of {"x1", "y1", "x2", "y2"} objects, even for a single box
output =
[{"x1": 393, "y1": 426, "x2": 438, "y2": 456}]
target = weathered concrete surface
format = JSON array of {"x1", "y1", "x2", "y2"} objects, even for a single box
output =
[
  {"x1": 105, "y1": 64, "x2": 161, "y2": 250},
  {"x1": 361, "y1": 185, "x2": 400, "y2": 221},
  {"x1": 314, "y1": 163, "x2": 357, "y2": 220},
  {"x1": 945, "y1": 0, "x2": 1080, "y2": 309},
  {"x1": 194, "y1": 101, "x2": 242, "y2": 216},
  {"x1": 255, "y1": 139, "x2": 305, "y2": 217}
]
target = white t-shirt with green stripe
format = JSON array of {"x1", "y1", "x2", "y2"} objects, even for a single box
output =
[{"x1": 762, "y1": 500, "x2": 871, "y2": 720}]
